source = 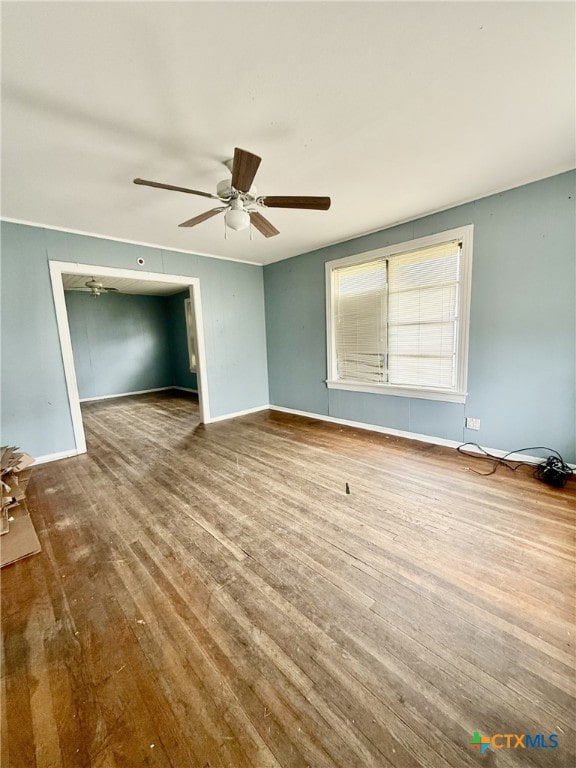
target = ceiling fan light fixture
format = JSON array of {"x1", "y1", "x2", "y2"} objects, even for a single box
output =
[{"x1": 224, "y1": 204, "x2": 250, "y2": 231}]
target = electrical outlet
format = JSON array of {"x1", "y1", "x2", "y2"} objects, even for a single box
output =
[{"x1": 465, "y1": 417, "x2": 481, "y2": 430}]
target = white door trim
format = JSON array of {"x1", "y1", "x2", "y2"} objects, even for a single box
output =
[{"x1": 48, "y1": 260, "x2": 211, "y2": 456}]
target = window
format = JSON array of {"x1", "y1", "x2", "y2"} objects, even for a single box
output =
[
  {"x1": 184, "y1": 297, "x2": 197, "y2": 372},
  {"x1": 326, "y1": 226, "x2": 473, "y2": 402}
]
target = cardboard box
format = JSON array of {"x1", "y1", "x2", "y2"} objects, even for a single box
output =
[
  {"x1": 1, "y1": 447, "x2": 34, "y2": 475},
  {"x1": 0, "y1": 512, "x2": 41, "y2": 567},
  {"x1": 0, "y1": 446, "x2": 40, "y2": 564}
]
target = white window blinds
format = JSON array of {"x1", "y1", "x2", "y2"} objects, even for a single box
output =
[
  {"x1": 333, "y1": 239, "x2": 461, "y2": 389},
  {"x1": 334, "y1": 258, "x2": 387, "y2": 383},
  {"x1": 387, "y1": 240, "x2": 460, "y2": 389}
]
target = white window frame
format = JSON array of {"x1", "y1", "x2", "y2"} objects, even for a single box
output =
[{"x1": 325, "y1": 225, "x2": 473, "y2": 403}]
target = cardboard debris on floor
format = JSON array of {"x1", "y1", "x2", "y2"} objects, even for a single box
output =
[
  {"x1": 0, "y1": 512, "x2": 41, "y2": 568},
  {"x1": 1, "y1": 445, "x2": 34, "y2": 474},
  {"x1": 1, "y1": 445, "x2": 40, "y2": 567}
]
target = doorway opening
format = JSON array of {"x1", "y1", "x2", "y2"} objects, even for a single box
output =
[{"x1": 49, "y1": 261, "x2": 210, "y2": 455}]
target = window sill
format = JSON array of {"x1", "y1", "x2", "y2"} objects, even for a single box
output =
[{"x1": 326, "y1": 380, "x2": 467, "y2": 403}]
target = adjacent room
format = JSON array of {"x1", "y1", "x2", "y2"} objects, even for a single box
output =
[
  {"x1": 1, "y1": 2, "x2": 574, "y2": 767},
  {"x1": 62, "y1": 276, "x2": 198, "y2": 405},
  {"x1": 58, "y1": 269, "x2": 205, "y2": 450}
]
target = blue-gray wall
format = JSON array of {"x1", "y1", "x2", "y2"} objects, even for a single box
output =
[
  {"x1": 264, "y1": 171, "x2": 576, "y2": 462},
  {"x1": 166, "y1": 290, "x2": 198, "y2": 391},
  {"x1": 2, "y1": 171, "x2": 574, "y2": 462},
  {"x1": 0, "y1": 224, "x2": 269, "y2": 457},
  {"x1": 64, "y1": 290, "x2": 174, "y2": 400}
]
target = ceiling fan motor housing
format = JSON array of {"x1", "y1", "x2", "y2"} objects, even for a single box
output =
[
  {"x1": 217, "y1": 179, "x2": 258, "y2": 203},
  {"x1": 217, "y1": 179, "x2": 232, "y2": 199}
]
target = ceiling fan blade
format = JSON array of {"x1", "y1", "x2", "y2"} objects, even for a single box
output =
[
  {"x1": 261, "y1": 196, "x2": 331, "y2": 210},
  {"x1": 178, "y1": 208, "x2": 225, "y2": 228},
  {"x1": 103, "y1": 287, "x2": 119, "y2": 292},
  {"x1": 250, "y1": 211, "x2": 280, "y2": 238},
  {"x1": 231, "y1": 148, "x2": 261, "y2": 193},
  {"x1": 134, "y1": 178, "x2": 216, "y2": 199}
]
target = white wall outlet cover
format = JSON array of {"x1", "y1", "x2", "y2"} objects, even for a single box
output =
[{"x1": 466, "y1": 417, "x2": 481, "y2": 430}]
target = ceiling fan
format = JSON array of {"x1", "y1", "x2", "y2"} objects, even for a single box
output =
[
  {"x1": 133, "y1": 147, "x2": 331, "y2": 238},
  {"x1": 70, "y1": 278, "x2": 120, "y2": 298}
]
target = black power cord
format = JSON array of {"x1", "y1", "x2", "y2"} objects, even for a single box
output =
[{"x1": 457, "y1": 443, "x2": 574, "y2": 487}]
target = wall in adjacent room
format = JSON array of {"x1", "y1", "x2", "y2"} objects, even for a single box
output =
[
  {"x1": 0, "y1": 224, "x2": 269, "y2": 458},
  {"x1": 264, "y1": 171, "x2": 576, "y2": 461},
  {"x1": 166, "y1": 290, "x2": 198, "y2": 391},
  {"x1": 64, "y1": 290, "x2": 174, "y2": 400}
]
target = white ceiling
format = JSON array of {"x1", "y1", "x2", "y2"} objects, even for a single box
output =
[
  {"x1": 62, "y1": 273, "x2": 185, "y2": 296},
  {"x1": 2, "y1": 2, "x2": 574, "y2": 266}
]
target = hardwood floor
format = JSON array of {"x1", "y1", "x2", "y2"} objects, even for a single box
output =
[{"x1": 1, "y1": 391, "x2": 574, "y2": 767}]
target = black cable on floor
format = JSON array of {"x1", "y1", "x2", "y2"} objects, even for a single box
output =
[{"x1": 456, "y1": 443, "x2": 573, "y2": 486}]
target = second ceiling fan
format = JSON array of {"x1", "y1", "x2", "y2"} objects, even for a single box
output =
[{"x1": 134, "y1": 148, "x2": 331, "y2": 238}]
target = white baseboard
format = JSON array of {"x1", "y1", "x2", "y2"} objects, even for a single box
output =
[
  {"x1": 270, "y1": 405, "x2": 461, "y2": 448},
  {"x1": 206, "y1": 405, "x2": 269, "y2": 423},
  {"x1": 33, "y1": 448, "x2": 82, "y2": 465},
  {"x1": 79, "y1": 386, "x2": 199, "y2": 403},
  {"x1": 268, "y1": 405, "x2": 573, "y2": 467},
  {"x1": 79, "y1": 386, "x2": 174, "y2": 403}
]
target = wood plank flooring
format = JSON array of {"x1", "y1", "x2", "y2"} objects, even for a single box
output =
[{"x1": 1, "y1": 391, "x2": 575, "y2": 767}]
